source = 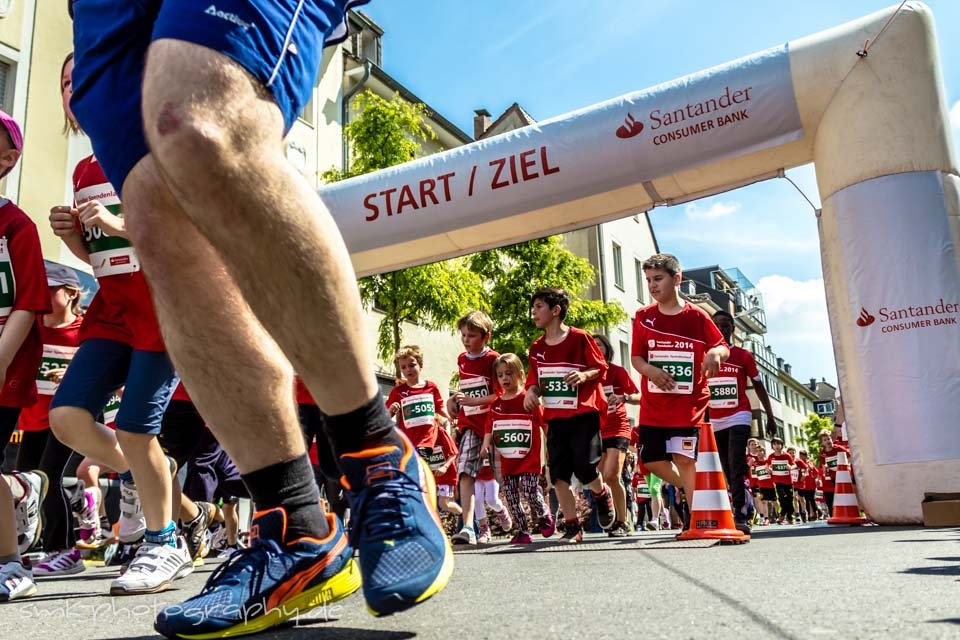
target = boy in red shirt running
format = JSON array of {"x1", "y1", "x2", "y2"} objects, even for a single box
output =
[
  {"x1": 386, "y1": 346, "x2": 447, "y2": 451},
  {"x1": 753, "y1": 442, "x2": 778, "y2": 523},
  {"x1": 797, "y1": 450, "x2": 819, "y2": 520},
  {"x1": 631, "y1": 254, "x2": 728, "y2": 531},
  {"x1": 766, "y1": 437, "x2": 796, "y2": 524},
  {"x1": 524, "y1": 288, "x2": 614, "y2": 543},
  {"x1": 708, "y1": 310, "x2": 776, "y2": 533},
  {"x1": 448, "y1": 311, "x2": 499, "y2": 545},
  {"x1": 818, "y1": 431, "x2": 851, "y2": 513}
]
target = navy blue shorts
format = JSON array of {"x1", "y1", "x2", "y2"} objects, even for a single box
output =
[
  {"x1": 50, "y1": 338, "x2": 179, "y2": 435},
  {"x1": 70, "y1": 0, "x2": 367, "y2": 194}
]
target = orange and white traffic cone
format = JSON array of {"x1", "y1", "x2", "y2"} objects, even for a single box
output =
[
  {"x1": 678, "y1": 423, "x2": 749, "y2": 543},
  {"x1": 827, "y1": 450, "x2": 869, "y2": 525}
]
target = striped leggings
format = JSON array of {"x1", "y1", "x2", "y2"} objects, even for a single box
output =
[{"x1": 502, "y1": 473, "x2": 547, "y2": 534}]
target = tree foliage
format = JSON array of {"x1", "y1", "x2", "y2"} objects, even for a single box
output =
[
  {"x1": 469, "y1": 236, "x2": 628, "y2": 357},
  {"x1": 800, "y1": 413, "x2": 834, "y2": 458},
  {"x1": 323, "y1": 90, "x2": 480, "y2": 374},
  {"x1": 322, "y1": 90, "x2": 435, "y2": 183}
]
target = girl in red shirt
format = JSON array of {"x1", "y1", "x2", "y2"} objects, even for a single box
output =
[
  {"x1": 593, "y1": 334, "x2": 640, "y2": 537},
  {"x1": 482, "y1": 353, "x2": 553, "y2": 544}
]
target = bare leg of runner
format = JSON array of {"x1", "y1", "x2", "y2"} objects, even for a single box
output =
[
  {"x1": 141, "y1": 42, "x2": 378, "y2": 419},
  {"x1": 123, "y1": 158, "x2": 305, "y2": 476}
]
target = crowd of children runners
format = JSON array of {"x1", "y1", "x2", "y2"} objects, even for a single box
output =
[{"x1": 0, "y1": 212, "x2": 852, "y2": 601}]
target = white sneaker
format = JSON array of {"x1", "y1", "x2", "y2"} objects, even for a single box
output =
[
  {"x1": 33, "y1": 548, "x2": 85, "y2": 576},
  {"x1": 13, "y1": 471, "x2": 48, "y2": 555},
  {"x1": 0, "y1": 561, "x2": 37, "y2": 601},
  {"x1": 110, "y1": 537, "x2": 193, "y2": 595},
  {"x1": 451, "y1": 526, "x2": 477, "y2": 545},
  {"x1": 118, "y1": 480, "x2": 146, "y2": 544}
]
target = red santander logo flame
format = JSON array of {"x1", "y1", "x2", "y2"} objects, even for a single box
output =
[
  {"x1": 616, "y1": 113, "x2": 644, "y2": 139},
  {"x1": 855, "y1": 308, "x2": 875, "y2": 327}
]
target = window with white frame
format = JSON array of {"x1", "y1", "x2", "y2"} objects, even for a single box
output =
[{"x1": 612, "y1": 242, "x2": 623, "y2": 290}]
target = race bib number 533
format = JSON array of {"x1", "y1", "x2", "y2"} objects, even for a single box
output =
[{"x1": 538, "y1": 366, "x2": 578, "y2": 410}]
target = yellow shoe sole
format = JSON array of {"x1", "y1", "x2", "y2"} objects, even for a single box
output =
[{"x1": 177, "y1": 557, "x2": 362, "y2": 639}]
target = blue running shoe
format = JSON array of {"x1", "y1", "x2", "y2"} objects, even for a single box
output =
[
  {"x1": 154, "y1": 508, "x2": 360, "y2": 639},
  {"x1": 339, "y1": 430, "x2": 454, "y2": 616}
]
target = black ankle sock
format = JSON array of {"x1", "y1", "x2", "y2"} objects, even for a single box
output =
[
  {"x1": 322, "y1": 393, "x2": 402, "y2": 458},
  {"x1": 241, "y1": 455, "x2": 329, "y2": 541}
]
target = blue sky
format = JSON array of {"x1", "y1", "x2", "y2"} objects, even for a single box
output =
[{"x1": 360, "y1": 1, "x2": 960, "y2": 386}]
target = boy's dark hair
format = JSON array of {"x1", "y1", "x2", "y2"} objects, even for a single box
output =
[
  {"x1": 530, "y1": 288, "x2": 570, "y2": 320},
  {"x1": 713, "y1": 309, "x2": 734, "y2": 323},
  {"x1": 591, "y1": 334, "x2": 614, "y2": 362},
  {"x1": 642, "y1": 253, "x2": 681, "y2": 276},
  {"x1": 771, "y1": 436, "x2": 784, "y2": 446}
]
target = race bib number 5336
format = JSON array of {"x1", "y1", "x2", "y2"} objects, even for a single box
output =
[{"x1": 647, "y1": 350, "x2": 694, "y2": 394}]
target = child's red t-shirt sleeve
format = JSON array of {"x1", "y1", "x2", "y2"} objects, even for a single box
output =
[
  {"x1": 744, "y1": 351, "x2": 760, "y2": 380},
  {"x1": 431, "y1": 383, "x2": 446, "y2": 417},
  {"x1": 525, "y1": 350, "x2": 539, "y2": 390},
  {"x1": 582, "y1": 331, "x2": 609, "y2": 377},
  {"x1": 9, "y1": 218, "x2": 51, "y2": 314},
  {"x1": 385, "y1": 387, "x2": 400, "y2": 411},
  {"x1": 622, "y1": 368, "x2": 640, "y2": 395}
]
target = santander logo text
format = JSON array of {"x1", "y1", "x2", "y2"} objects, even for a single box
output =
[
  {"x1": 616, "y1": 113, "x2": 644, "y2": 139},
  {"x1": 856, "y1": 308, "x2": 875, "y2": 327}
]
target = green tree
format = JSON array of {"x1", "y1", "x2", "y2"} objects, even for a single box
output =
[
  {"x1": 322, "y1": 90, "x2": 435, "y2": 182},
  {"x1": 361, "y1": 263, "x2": 486, "y2": 375},
  {"x1": 323, "y1": 90, "x2": 484, "y2": 375},
  {"x1": 469, "y1": 236, "x2": 628, "y2": 357},
  {"x1": 800, "y1": 413, "x2": 834, "y2": 458}
]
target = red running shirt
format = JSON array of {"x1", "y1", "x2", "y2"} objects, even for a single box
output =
[
  {"x1": 487, "y1": 393, "x2": 545, "y2": 477},
  {"x1": 707, "y1": 345, "x2": 759, "y2": 429},
  {"x1": 385, "y1": 380, "x2": 443, "y2": 448},
  {"x1": 631, "y1": 303, "x2": 725, "y2": 428},
  {"x1": 526, "y1": 327, "x2": 608, "y2": 421},
  {"x1": 818, "y1": 444, "x2": 850, "y2": 492},
  {"x1": 751, "y1": 458, "x2": 774, "y2": 489},
  {"x1": 0, "y1": 201, "x2": 52, "y2": 408},
  {"x1": 73, "y1": 156, "x2": 165, "y2": 352},
  {"x1": 418, "y1": 426, "x2": 459, "y2": 487},
  {"x1": 19, "y1": 316, "x2": 83, "y2": 430},
  {"x1": 294, "y1": 377, "x2": 316, "y2": 406},
  {"x1": 766, "y1": 452, "x2": 795, "y2": 485},
  {"x1": 456, "y1": 349, "x2": 500, "y2": 437},
  {"x1": 600, "y1": 364, "x2": 639, "y2": 440}
]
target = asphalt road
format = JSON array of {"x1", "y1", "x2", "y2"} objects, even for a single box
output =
[{"x1": 2, "y1": 523, "x2": 958, "y2": 640}]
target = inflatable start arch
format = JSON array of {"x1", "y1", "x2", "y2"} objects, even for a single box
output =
[{"x1": 318, "y1": 2, "x2": 959, "y2": 523}]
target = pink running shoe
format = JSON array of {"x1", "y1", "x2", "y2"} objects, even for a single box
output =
[
  {"x1": 33, "y1": 548, "x2": 85, "y2": 576},
  {"x1": 77, "y1": 490, "x2": 99, "y2": 542},
  {"x1": 510, "y1": 532, "x2": 533, "y2": 544},
  {"x1": 496, "y1": 509, "x2": 512, "y2": 532},
  {"x1": 539, "y1": 513, "x2": 556, "y2": 538}
]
